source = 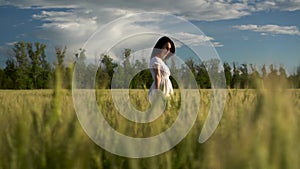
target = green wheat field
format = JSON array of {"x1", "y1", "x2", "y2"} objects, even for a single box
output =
[{"x1": 0, "y1": 85, "x2": 299, "y2": 169}]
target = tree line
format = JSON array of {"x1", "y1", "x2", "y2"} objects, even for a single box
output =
[{"x1": 0, "y1": 41, "x2": 299, "y2": 89}]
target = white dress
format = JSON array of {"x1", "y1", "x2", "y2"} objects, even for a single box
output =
[{"x1": 148, "y1": 56, "x2": 174, "y2": 101}]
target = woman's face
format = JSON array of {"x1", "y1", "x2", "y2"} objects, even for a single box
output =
[{"x1": 161, "y1": 42, "x2": 171, "y2": 58}]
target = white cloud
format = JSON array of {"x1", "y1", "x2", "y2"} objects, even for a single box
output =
[
  {"x1": 0, "y1": 0, "x2": 78, "y2": 9},
  {"x1": 33, "y1": 10, "x2": 98, "y2": 35},
  {"x1": 1, "y1": 0, "x2": 300, "y2": 22},
  {"x1": 3, "y1": 0, "x2": 300, "y2": 50},
  {"x1": 0, "y1": 0, "x2": 254, "y2": 21},
  {"x1": 29, "y1": 7, "x2": 224, "y2": 62},
  {"x1": 177, "y1": 1, "x2": 252, "y2": 21},
  {"x1": 175, "y1": 32, "x2": 214, "y2": 43},
  {"x1": 5, "y1": 42, "x2": 17, "y2": 46},
  {"x1": 173, "y1": 32, "x2": 223, "y2": 47},
  {"x1": 212, "y1": 42, "x2": 224, "y2": 47},
  {"x1": 253, "y1": 1, "x2": 278, "y2": 11},
  {"x1": 2, "y1": 0, "x2": 299, "y2": 63},
  {"x1": 233, "y1": 24, "x2": 300, "y2": 36},
  {"x1": 254, "y1": 0, "x2": 300, "y2": 11},
  {"x1": 31, "y1": 8, "x2": 109, "y2": 56}
]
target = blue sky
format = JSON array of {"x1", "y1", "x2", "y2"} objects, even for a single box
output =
[{"x1": 0, "y1": 0, "x2": 300, "y2": 74}]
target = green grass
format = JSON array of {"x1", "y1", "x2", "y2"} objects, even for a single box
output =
[{"x1": 0, "y1": 88, "x2": 299, "y2": 169}]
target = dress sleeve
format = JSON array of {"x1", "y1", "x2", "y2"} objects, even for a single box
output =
[{"x1": 150, "y1": 58, "x2": 160, "y2": 69}]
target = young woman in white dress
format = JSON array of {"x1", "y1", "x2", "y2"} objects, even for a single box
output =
[{"x1": 148, "y1": 36, "x2": 175, "y2": 102}]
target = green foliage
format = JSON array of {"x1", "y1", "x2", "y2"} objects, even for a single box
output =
[
  {"x1": 231, "y1": 62, "x2": 240, "y2": 88},
  {"x1": 195, "y1": 62, "x2": 211, "y2": 88},
  {"x1": 0, "y1": 68, "x2": 5, "y2": 88},
  {"x1": 95, "y1": 53, "x2": 117, "y2": 89},
  {"x1": 53, "y1": 46, "x2": 72, "y2": 89},
  {"x1": 27, "y1": 42, "x2": 51, "y2": 89},
  {"x1": 223, "y1": 62, "x2": 232, "y2": 88},
  {"x1": 14, "y1": 41, "x2": 30, "y2": 89},
  {"x1": 0, "y1": 43, "x2": 300, "y2": 89},
  {"x1": 289, "y1": 66, "x2": 300, "y2": 88},
  {"x1": 3, "y1": 41, "x2": 51, "y2": 89}
]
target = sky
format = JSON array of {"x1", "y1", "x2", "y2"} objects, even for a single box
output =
[{"x1": 0, "y1": 0, "x2": 300, "y2": 74}]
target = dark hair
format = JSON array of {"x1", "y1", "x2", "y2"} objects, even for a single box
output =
[{"x1": 151, "y1": 36, "x2": 175, "y2": 59}]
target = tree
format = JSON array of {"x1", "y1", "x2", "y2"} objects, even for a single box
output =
[
  {"x1": 130, "y1": 58, "x2": 151, "y2": 89},
  {"x1": 287, "y1": 65, "x2": 300, "y2": 88},
  {"x1": 204, "y1": 59, "x2": 223, "y2": 88},
  {"x1": 223, "y1": 62, "x2": 232, "y2": 88},
  {"x1": 40, "y1": 47, "x2": 51, "y2": 89},
  {"x1": 14, "y1": 41, "x2": 30, "y2": 89},
  {"x1": 185, "y1": 58, "x2": 196, "y2": 75},
  {"x1": 27, "y1": 42, "x2": 50, "y2": 89},
  {"x1": 296, "y1": 66, "x2": 300, "y2": 88},
  {"x1": 3, "y1": 41, "x2": 51, "y2": 89},
  {"x1": 101, "y1": 54, "x2": 117, "y2": 78},
  {"x1": 231, "y1": 62, "x2": 240, "y2": 88},
  {"x1": 249, "y1": 64, "x2": 260, "y2": 88},
  {"x1": 54, "y1": 46, "x2": 69, "y2": 89},
  {"x1": 169, "y1": 58, "x2": 179, "y2": 89},
  {"x1": 4, "y1": 59, "x2": 17, "y2": 89},
  {"x1": 124, "y1": 48, "x2": 131, "y2": 59},
  {"x1": 74, "y1": 48, "x2": 88, "y2": 88},
  {"x1": 279, "y1": 65, "x2": 287, "y2": 85},
  {"x1": 268, "y1": 64, "x2": 278, "y2": 81},
  {"x1": 96, "y1": 68, "x2": 111, "y2": 89},
  {"x1": 55, "y1": 46, "x2": 66, "y2": 69},
  {"x1": 239, "y1": 64, "x2": 248, "y2": 88},
  {"x1": 0, "y1": 68, "x2": 5, "y2": 88},
  {"x1": 195, "y1": 62, "x2": 210, "y2": 88}
]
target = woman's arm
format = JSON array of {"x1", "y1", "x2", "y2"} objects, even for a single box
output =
[{"x1": 153, "y1": 66, "x2": 161, "y2": 89}]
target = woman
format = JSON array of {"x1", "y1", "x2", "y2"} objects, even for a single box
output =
[{"x1": 148, "y1": 36, "x2": 175, "y2": 102}]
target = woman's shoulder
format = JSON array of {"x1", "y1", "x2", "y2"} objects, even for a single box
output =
[{"x1": 150, "y1": 56, "x2": 163, "y2": 63}]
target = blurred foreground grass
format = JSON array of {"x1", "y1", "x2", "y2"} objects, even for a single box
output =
[{"x1": 0, "y1": 87, "x2": 299, "y2": 169}]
